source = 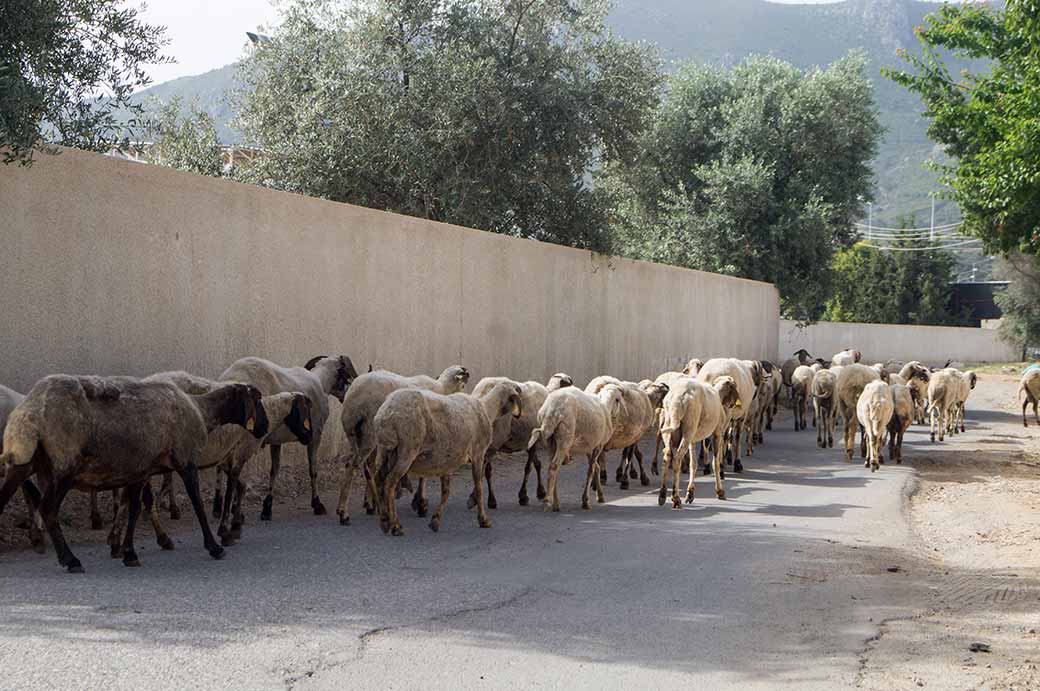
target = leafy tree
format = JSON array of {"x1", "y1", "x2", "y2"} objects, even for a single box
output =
[
  {"x1": 1, "y1": 0, "x2": 169, "y2": 165},
  {"x1": 234, "y1": 0, "x2": 661, "y2": 251},
  {"x1": 600, "y1": 53, "x2": 882, "y2": 319},
  {"x1": 824, "y1": 218, "x2": 964, "y2": 326},
  {"x1": 142, "y1": 98, "x2": 224, "y2": 177},
  {"x1": 886, "y1": 1, "x2": 1040, "y2": 257},
  {"x1": 995, "y1": 253, "x2": 1040, "y2": 356}
]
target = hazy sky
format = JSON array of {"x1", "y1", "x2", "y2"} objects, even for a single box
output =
[{"x1": 137, "y1": 0, "x2": 925, "y2": 85}]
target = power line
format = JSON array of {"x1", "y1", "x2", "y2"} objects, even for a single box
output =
[
  {"x1": 853, "y1": 221, "x2": 962, "y2": 233},
  {"x1": 860, "y1": 238, "x2": 982, "y2": 251}
]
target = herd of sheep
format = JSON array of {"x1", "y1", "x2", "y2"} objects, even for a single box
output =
[{"x1": 0, "y1": 348, "x2": 991, "y2": 574}]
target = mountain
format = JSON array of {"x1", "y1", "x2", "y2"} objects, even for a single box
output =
[{"x1": 129, "y1": 0, "x2": 997, "y2": 227}]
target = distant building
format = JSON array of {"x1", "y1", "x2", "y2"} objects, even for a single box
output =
[{"x1": 949, "y1": 281, "x2": 1008, "y2": 326}]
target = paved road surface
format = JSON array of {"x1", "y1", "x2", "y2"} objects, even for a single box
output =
[{"x1": 3, "y1": 399, "x2": 971, "y2": 689}]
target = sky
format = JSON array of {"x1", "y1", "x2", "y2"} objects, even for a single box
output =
[{"x1": 135, "y1": 0, "x2": 938, "y2": 85}]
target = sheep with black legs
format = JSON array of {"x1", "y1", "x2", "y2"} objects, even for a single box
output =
[
  {"x1": 857, "y1": 380, "x2": 894, "y2": 472},
  {"x1": 371, "y1": 381, "x2": 522, "y2": 535},
  {"x1": 657, "y1": 376, "x2": 740, "y2": 508},
  {"x1": 697, "y1": 359, "x2": 755, "y2": 473},
  {"x1": 527, "y1": 385, "x2": 622, "y2": 513},
  {"x1": 220, "y1": 355, "x2": 357, "y2": 522},
  {"x1": 791, "y1": 365, "x2": 815, "y2": 431},
  {"x1": 467, "y1": 373, "x2": 572, "y2": 509},
  {"x1": 336, "y1": 365, "x2": 469, "y2": 525},
  {"x1": 887, "y1": 383, "x2": 915, "y2": 465},
  {"x1": 584, "y1": 376, "x2": 668, "y2": 489},
  {"x1": 781, "y1": 349, "x2": 813, "y2": 400},
  {"x1": 811, "y1": 369, "x2": 837, "y2": 448},
  {"x1": 0, "y1": 376, "x2": 267, "y2": 572}
]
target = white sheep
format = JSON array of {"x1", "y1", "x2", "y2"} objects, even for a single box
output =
[
  {"x1": 898, "y1": 362, "x2": 931, "y2": 423},
  {"x1": 371, "y1": 381, "x2": 522, "y2": 535},
  {"x1": 927, "y1": 368, "x2": 962, "y2": 442},
  {"x1": 335, "y1": 365, "x2": 469, "y2": 525},
  {"x1": 697, "y1": 359, "x2": 755, "y2": 473},
  {"x1": 835, "y1": 364, "x2": 881, "y2": 461},
  {"x1": 791, "y1": 365, "x2": 815, "y2": 431},
  {"x1": 951, "y1": 370, "x2": 977, "y2": 434},
  {"x1": 584, "y1": 376, "x2": 667, "y2": 489},
  {"x1": 811, "y1": 369, "x2": 837, "y2": 448},
  {"x1": 657, "y1": 376, "x2": 740, "y2": 507},
  {"x1": 1018, "y1": 368, "x2": 1040, "y2": 427},
  {"x1": 887, "y1": 383, "x2": 914, "y2": 464},
  {"x1": 468, "y1": 373, "x2": 573, "y2": 509},
  {"x1": 527, "y1": 385, "x2": 622, "y2": 512},
  {"x1": 220, "y1": 355, "x2": 358, "y2": 520},
  {"x1": 831, "y1": 349, "x2": 862, "y2": 367},
  {"x1": 857, "y1": 380, "x2": 894, "y2": 472}
]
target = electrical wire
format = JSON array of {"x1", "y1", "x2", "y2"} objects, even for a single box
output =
[
  {"x1": 852, "y1": 221, "x2": 962, "y2": 232},
  {"x1": 859, "y1": 238, "x2": 982, "y2": 251}
]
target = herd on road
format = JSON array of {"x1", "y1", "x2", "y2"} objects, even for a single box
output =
[{"x1": 0, "y1": 347, "x2": 1024, "y2": 574}]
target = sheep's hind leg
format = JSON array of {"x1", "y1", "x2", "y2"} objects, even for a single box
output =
[
  {"x1": 411, "y1": 478, "x2": 429, "y2": 517},
  {"x1": 89, "y1": 490, "x2": 103, "y2": 530},
  {"x1": 543, "y1": 445, "x2": 565, "y2": 512},
  {"x1": 40, "y1": 479, "x2": 82, "y2": 573},
  {"x1": 633, "y1": 445, "x2": 650, "y2": 486},
  {"x1": 430, "y1": 475, "x2": 452, "y2": 532},
  {"x1": 120, "y1": 482, "x2": 145, "y2": 567},
  {"x1": 468, "y1": 451, "x2": 498, "y2": 510},
  {"x1": 161, "y1": 472, "x2": 180, "y2": 520},
  {"x1": 108, "y1": 489, "x2": 129, "y2": 558},
  {"x1": 142, "y1": 481, "x2": 174, "y2": 551},
  {"x1": 261, "y1": 445, "x2": 281, "y2": 521},
  {"x1": 468, "y1": 456, "x2": 492, "y2": 528},
  {"x1": 518, "y1": 448, "x2": 542, "y2": 505},
  {"x1": 581, "y1": 455, "x2": 597, "y2": 510},
  {"x1": 217, "y1": 464, "x2": 239, "y2": 546},
  {"x1": 618, "y1": 448, "x2": 632, "y2": 490},
  {"x1": 306, "y1": 440, "x2": 327, "y2": 516}
]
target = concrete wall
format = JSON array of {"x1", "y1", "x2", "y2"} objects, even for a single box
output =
[
  {"x1": 778, "y1": 319, "x2": 1019, "y2": 366},
  {"x1": 1, "y1": 149, "x2": 779, "y2": 495}
]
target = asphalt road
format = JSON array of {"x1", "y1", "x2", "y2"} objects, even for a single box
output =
[{"x1": 0, "y1": 404, "x2": 934, "y2": 689}]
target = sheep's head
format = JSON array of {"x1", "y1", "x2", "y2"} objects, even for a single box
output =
[
  {"x1": 303, "y1": 355, "x2": 358, "y2": 402},
  {"x1": 548, "y1": 373, "x2": 573, "y2": 391},
  {"x1": 814, "y1": 358, "x2": 828, "y2": 368},
  {"x1": 759, "y1": 360, "x2": 775, "y2": 374},
  {"x1": 967, "y1": 371, "x2": 978, "y2": 389},
  {"x1": 442, "y1": 365, "x2": 470, "y2": 393},
  {"x1": 682, "y1": 358, "x2": 704, "y2": 376},
  {"x1": 794, "y1": 348, "x2": 812, "y2": 364},
  {"x1": 222, "y1": 383, "x2": 269, "y2": 439},
  {"x1": 747, "y1": 361, "x2": 764, "y2": 387},
  {"x1": 646, "y1": 382, "x2": 669, "y2": 409},
  {"x1": 853, "y1": 350, "x2": 862, "y2": 363},
  {"x1": 714, "y1": 376, "x2": 740, "y2": 409},
  {"x1": 285, "y1": 393, "x2": 314, "y2": 446},
  {"x1": 907, "y1": 363, "x2": 930, "y2": 383}
]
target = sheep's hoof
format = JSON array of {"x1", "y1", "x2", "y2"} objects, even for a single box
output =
[
  {"x1": 552, "y1": 505, "x2": 560, "y2": 513},
  {"x1": 716, "y1": 489, "x2": 726, "y2": 500},
  {"x1": 615, "y1": 468, "x2": 624, "y2": 483},
  {"x1": 929, "y1": 433, "x2": 935, "y2": 443},
  {"x1": 391, "y1": 525, "x2": 404, "y2": 537},
  {"x1": 487, "y1": 495, "x2": 498, "y2": 510},
  {"x1": 339, "y1": 514, "x2": 351, "y2": 526},
  {"x1": 685, "y1": 491, "x2": 695, "y2": 504},
  {"x1": 597, "y1": 494, "x2": 605, "y2": 504},
  {"x1": 221, "y1": 533, "x2": 235, "y2": 547},
  {"x1": 599, "y1": 472, "x2": 607, "y2": 484},
  {"x1": 379, "y1": 517, "x2": 390, "y2": 534},
  {"x1": 581, "y1": 499, "x2": 590, "y2": 510},
  {"x1": 542, "y1": 502, "x2": 552, "y2": 513},
  {"x1": 230, "y1": 524, "x2": 243, "y2": 540},
  {"x1": 619, "y1": 480, "x2": 629, "y2": 491},
  {"x1": 466, "y1": 493, "x2": 477, "y2": 510},
  {"x1": 518, "y1": 493, "x2": 529, "y2": 506},
  {"x1": 169, "y1": 504, "x2": 181, "y2": 521},
  {"x1": 640, "y1": 474, "x2": 650, "y2": 487},
  {"x1": 157, "y1": 535, "x2": 175, "y2": 551},
  {"x1": 260, "y1": 496, "x2": 273, "y2": 521},
  {"x1": 365, "y1": 505, "x2": 376, "y2": 516},
  {"x1": 66, "y1": 560, "x2": 84, "y2": 574},
  {"x1": 733, "y1": 460, "x2": 743, "y2": 473},
  {"x1": 209, "y1": 547, "x2": 225, "y2": 560},
  {"x1": 90, "y1": 513, "x2": 103, "y2": 531},
  {"x1": 651, "y1": 462, "x2": 659, "y2": 476},
  {"x1": 766, "y1": 422, "x2": 772, "y2": 431},
  {"x1": 536, "y1": 487, "x2": 547, "y2": 501},
  {"x1": 122, "y1": 552, "x2": 141, "y2": 568},
  {"x1": 311, "y1": 497, "x2": 327, "y2": 516},
  {"x1": 629, "y1": 468, "x2": 639, "y2": 480},
  {"x1": 479, "y1": 518, "x2": 492, "y2": 529},
  {"x1": 30, "y1": 537, "x2": 46, "y2": 555},
  {"x1": 109, "y1": 544, "x2": 123, "y2": 559},
  {"x1": 672, "y1": 498, "x2": 682, "y2": 510},
  {"x1": 429, "y1": 518, "x2": 440, "y2": 533}
]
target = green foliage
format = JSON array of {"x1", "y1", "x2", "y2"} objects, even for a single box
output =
[
  {"x1": 824, "y1": 218, "x2": 964, "y2": 326},
  {"x1": 0, "y1": 0, "x2": 169, "y2": 165},
  {"x1": 234, "y1": 0, "x2": 662, "y2": 251},
  {"x1": 601, "y1": 53, "x2": 883, "y2": 320},
  {"x1": 995, "y1": 253, "x2": 1040, "y2": 352},
  {"x1": 142, "y1": 98, "x2": 224, "y2": 177},
  {"x1": 887, "y1": 0, "x2": 1040, "y2": 257}
]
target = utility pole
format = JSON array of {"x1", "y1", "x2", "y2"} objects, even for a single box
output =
[{"x1": 930, "y1": 193, "x2": 935, "y2": 243}]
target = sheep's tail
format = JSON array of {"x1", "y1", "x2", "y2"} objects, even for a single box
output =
[
  {"x1": 528, "y1": 407, "x2": 564, "y2": 451},
  {"x1": 927, "y1": 383, "x2": 947, "y2": 413},
  {"x1": 866, "y1": 400, "x2": 887, "y2": 436},
  {"x1": 659, "y1": 393, "x2": 690, "y2": 436},
  {"x1": 0, "y1": 417, "x2": 41, "y2": 471}
]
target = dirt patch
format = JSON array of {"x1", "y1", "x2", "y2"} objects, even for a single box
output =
[{"x1": 861, "y1": 374, "x2": 1040, "y2": 689}]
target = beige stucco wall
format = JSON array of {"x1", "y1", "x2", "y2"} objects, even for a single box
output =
[
  {"x1": 778, "y1": 319, "x2": 1019, "y2": 366},
  {"x1": 1, "y1": 148, "x2": 779, "y2": 496}
]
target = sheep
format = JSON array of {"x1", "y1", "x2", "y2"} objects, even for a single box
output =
[
  {"x1": 761, "y1": 360, "x2": 782, "y2": 431},
  {"x1": 584, "y1": 376, "x2": 668, "y2": 490},
  {"x1": 0, "y1": 376, "x2": 268, "y2": 572},
  {"x1": 897, "y1": 362, "x2": 931, "y2": 424},
  {"x1": 791, "y1": 365, "x2": 815, "y2": 431},
  {"x1": 220, "y1": 355, "x2": 358, "y2": 521},
  {"x1": 112, "y1": 371, "x2": 315, "y2": 549},
  {"x1": 744, "y1": 365, "x2": 772, "y2": 447},
  {"x1": 527, "y1": 385, "x2": 623, "y2": 512},
  {"x1": 857, "y1": 380, "x2": 894, "y2": 472},
  {"x1": 739, "y1": 360, "x2": 767, "y2": 456},
  {"x1": 1019, "y1": 369, "x2": 1040, "y2": 427},
  {"x1": 831, "y1": 349, "x2": 862, "y2": 367},
  {"x1": 682, "y1": 359, "x2": 704, "y2": 376},
  {"x1": 870, "y1": 363, "x2": 891, "y2": 383},
  {"x1": 781, "y1": 349, "x2": 813, "y2": 400},
  {"x1": 657, "y1": 376, "x2": 740, "y2": 508},
  {"x1": 0, "y1": 384, "x2": 45, "y2": 552},
  {"x1": 835, "y1": 364, "x2": 881, "y2": 461},
  {"x1": 697, "y1": 359, "x2": 755, "y2": 473},
  {"x1": 467, "y1": 373, "x2": 573, "y2": 509},
  {"x1": 650, "y1": 370, "x2": 688, "y2": 473},
  {"x1": 371, "y1": 381, "x2": 522, "y2": 535},
  {"x1": 811, "y1": 369, "x2": 837, "y2": 448},
  {"x1": 951, "y1": 370, "x2": 977, "y2": 434},
  {"x1": 335, "y1": 365, "x2": 469, "y2": 525},
  {"x1": 887, "y1": 383, "x2": 915, "y2": 464},
  {"x1": 927, "y1": 368, "x2": 962, "y2": 442}
]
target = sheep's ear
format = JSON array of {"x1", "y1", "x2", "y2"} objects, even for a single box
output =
[{"x1": 303, "y1": 356, "x2": 326, "y2": 371}]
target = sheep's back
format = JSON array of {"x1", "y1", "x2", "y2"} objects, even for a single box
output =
[{"x1": 697, "y1": 359, "x2": 754, "y2": 420}]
